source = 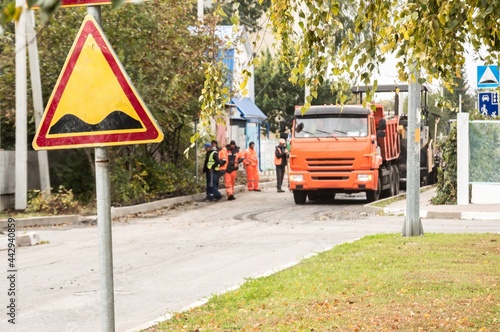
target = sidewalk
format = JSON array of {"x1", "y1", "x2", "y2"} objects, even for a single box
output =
[{"x1": 381, "y1": 186, "x2": 500, "y2": 220}]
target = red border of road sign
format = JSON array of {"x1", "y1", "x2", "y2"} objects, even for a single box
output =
[
  {"x1": 33, "y1": 15, "x2": 163, "y2": 150},
  {"x1": 30, "y1": 0, "x2": 142, "y2": 9}
]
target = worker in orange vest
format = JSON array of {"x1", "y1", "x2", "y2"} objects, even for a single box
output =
[
  {"x1": 219, "y1": 140, "x2": 244, "y2": 200},
  {"x1": 244, "y1": 141, "x2": 261, "y2": 191}
]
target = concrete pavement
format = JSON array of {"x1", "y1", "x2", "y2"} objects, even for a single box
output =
[{"x1": 381, "y1": 186, "x2": 500, "y2": 220}]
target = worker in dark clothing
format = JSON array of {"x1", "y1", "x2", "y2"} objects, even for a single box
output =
[
  {"x1": 212, "y1": 140, "x2": 222, "y2": 189},
  {"x1": 203, "y1": 143, "x2": 223, "y2": 201},
  {"x1": 274, "y1": 138, "x2": 288, "y2": 192}
]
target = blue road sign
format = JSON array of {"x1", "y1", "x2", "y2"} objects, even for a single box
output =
[
  {"x1": 477, "y1": 65, "x2": 500, "y2": 88},
  {"x1": 478, "y1": 92, "x2": 499, "y2": 116}
]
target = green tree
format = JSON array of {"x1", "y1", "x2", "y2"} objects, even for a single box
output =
[
  {"x1": 426, "y1": 69, "x2": 477, "y2": 138},
  {"x1": 255, "y1": 50, "x2": 348, "y2": 133},
  {"x1": 218, "y1": 0, "x2": 271, "y2": 33},
  {"x1": 3, "y1": 1, "x2": 500, "y2": 128},
  {"x1": 264, "y1": 0, "x2": 500, "y2": 109},
  {"x1": 1, "y1": 0, "x2": 215, "y2": 204}
]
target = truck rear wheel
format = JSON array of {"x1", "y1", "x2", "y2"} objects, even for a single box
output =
[
  {"x1": 293, "y1": 191, "x2": 307, "y2": 205},
  {"x1": 366, "y1": 176, "x2": 381, "y2": 202},
  {"x1": 384, "y1": 166, "x2": 396, "y2": 198},
  {"x1": 392, "y1": 165, "x2": 400, "y2": 195}
]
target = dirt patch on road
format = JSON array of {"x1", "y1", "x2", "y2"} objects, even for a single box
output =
[{"x1": 313, "y1": 205, "x2": 379, "y2": 221}]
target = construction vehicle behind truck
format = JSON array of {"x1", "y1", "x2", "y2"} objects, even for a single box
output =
[
  {"x1": 288, "y1": 104, "x2": 401, "y2": 204},
  {"x1": 351, "y1": 84, "x2": 440, "y2": 188}
]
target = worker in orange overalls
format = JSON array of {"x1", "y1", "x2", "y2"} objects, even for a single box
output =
[
  {"x1": 219, "y1": 140, "x2": 244, "y2": 200},
  {"x1": 244, "y1": 141, "x2": 261, "y2": 191}
]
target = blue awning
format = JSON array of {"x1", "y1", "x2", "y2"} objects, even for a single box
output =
[{"x1": 230, "y1": 97, "x2": 267, "y2": 123}]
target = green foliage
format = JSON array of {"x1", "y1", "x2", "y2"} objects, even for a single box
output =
[
  {"x1": 1, "y1": 1, "x2": 212, "y2": 207},
  {"x1": 109, "y1": 154, "x2": 198, "y2": 206},
  {"x1": 431, "y1": 123, "x2": 457, "y2": 205},
  {"x1": 1, "y1": 0, "x2": 127, "y2": 28},
  {"x1": 218, "y1": 0, "x2": 271, "y2": 33},
  {"x1": 49, "y1": 149, "x2": 95, "y2": 200},
  {"x1": 255, "y1": 50, "x2": 350, "y2": 133},
  {"x1": 27, "y1": 186, "x2": 80, "y2": 215},
  {"x1": 264, "y1": 1, "x2": 500, "y2": 109},
  {"x1": 0, "y1": 23, "x2": 34, "y2": 150}
]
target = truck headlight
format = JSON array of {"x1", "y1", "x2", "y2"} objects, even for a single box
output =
[
  {"x1": 290, "y1": 174, "x2": 304, "y2": 182},
  {"x1": 357, "y1": 174, "x2": 372, "y2": 181}
]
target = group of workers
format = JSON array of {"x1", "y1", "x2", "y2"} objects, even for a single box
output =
[{"x1": 203, "y1": 138, "x2": 288, "y2": 201}]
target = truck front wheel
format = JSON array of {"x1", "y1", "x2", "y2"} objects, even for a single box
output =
[
  {"x1": 293, "y1": 191, "x2": 307, "y2": 205},
  {"x1": 366, "y1": 176, "x2": 381, "y2": 202}
]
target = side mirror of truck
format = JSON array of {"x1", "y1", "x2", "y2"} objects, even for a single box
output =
[
  {"x1": 295, "y1": 122, "x2": 304, "y2": 133},
  {"x1": 378, "y1": 118, "x2": 387, "y2": 131}
]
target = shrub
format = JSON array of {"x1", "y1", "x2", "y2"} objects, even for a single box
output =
[
  {"x1": 110, "y1": 155, "x2": 198, "y2": 206},
  {"x1": 431, "y1": 124, "x2": 457, "y2": 205},
  {"x1": 27, "y1": 186, "x2": 80, "y2": 215}
]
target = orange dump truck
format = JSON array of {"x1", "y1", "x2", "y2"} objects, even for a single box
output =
[{"x1": 289, "y1": 104, "x2": 400, "y2": 204}]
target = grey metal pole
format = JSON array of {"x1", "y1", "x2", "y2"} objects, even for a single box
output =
[
  {"x1": 26, "y1": 9, "x2": 51, "y2": 195},
  {"x1": 95, "y1": 146, "x2": 115, "y2": 331},
  {"x1": 195, "y1": 120, "x2": 199, "y2": 185},
  {"x1": 15, "y1": 3, "x2": 28, "y2": 210},
  {"x1": 88, "y1": 5, "x2": 115, "y2": 331},
  {"x1": 403, "y1": 67, "x2": 424, "y2": 236}
]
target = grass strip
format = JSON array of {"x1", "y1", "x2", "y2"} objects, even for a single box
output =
[{"x1": 150, "y1": 233, "x2": 500, "y2": 331}]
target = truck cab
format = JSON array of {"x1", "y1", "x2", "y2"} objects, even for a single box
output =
[{"x1": 289, "y1": 105, "x2": 400, "y2": 204}]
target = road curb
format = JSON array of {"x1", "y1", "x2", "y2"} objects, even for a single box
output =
[
  {"x1": 0, "y1": 215, "x2": 89, "y2": 230},
  {"x1": 0, "y1": 181, "x2": 278, "y2": 229},
  {"x1": 0, "y1": 231, "x2": 40, "y2": 251}
]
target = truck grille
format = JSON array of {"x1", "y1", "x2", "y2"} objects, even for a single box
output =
[
  {"x1": 305, "y1": 158, "x2": 354, "y2": 181},
  {"x1": 311, "y1": 176, "x2": 350, "y2": 180},
  {"x1": 306, "y1": 158, "x2": 355, "y2": 169}
]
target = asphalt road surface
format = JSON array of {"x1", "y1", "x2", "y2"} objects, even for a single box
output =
[{"x1": 1, "y1": 188, "x2": 499, "y2": 332}]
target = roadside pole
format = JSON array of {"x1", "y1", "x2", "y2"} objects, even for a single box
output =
[
  {"x1": 195, "y1": 119, "x2": 199, "y2": 185},
  {"x1": 15, "y1": 1, "x2": 27, "y2": 210},
  {"x1": 26, "y1": 9, "x2": 51, "y2": 195},
  {"x1": 87, "y1": 6, "x2": 115, "y2": 331},
  {"x1": 403, "y1": 68, "x2": 424, "y2": 236},
  {"x1": 33, "y1": 3, "x2": 163, "y2": 329}
]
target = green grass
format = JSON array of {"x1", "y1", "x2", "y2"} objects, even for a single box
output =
[
  {"x1": 370, "y1": 185, "x2": 436, "y2": 209},
  {"x1": 149, "y1": 233, "x2": 500, "y2": 332},
  {"x1": 370, "y1": 195, "x2": 404, "y2": 208}
]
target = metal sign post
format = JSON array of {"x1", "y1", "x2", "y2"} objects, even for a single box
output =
[
  {"x1": 88, "y1": 6, "x2": 115, "y2": 331},
  {"x1": 32, "y1": 3, "x2": 163, "y2": 329}
]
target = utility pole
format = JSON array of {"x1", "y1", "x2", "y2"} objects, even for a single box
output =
[
  {"x1": 15, "y1": 2, "x2": 27, "y2": 210},
  {"x1": 403, "y1": 67, "x2": 424, "y2": 236},
  {"x1": 26, "y1": 9, "x2": 51, "y2": 195},
  {"x1": 197, "y1": 0, "x2": 203, "y2": 21}
]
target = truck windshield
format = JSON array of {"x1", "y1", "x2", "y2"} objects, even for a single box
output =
[{"x1": 294, "y1": 116, "x2": 368, "y2": 138}]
